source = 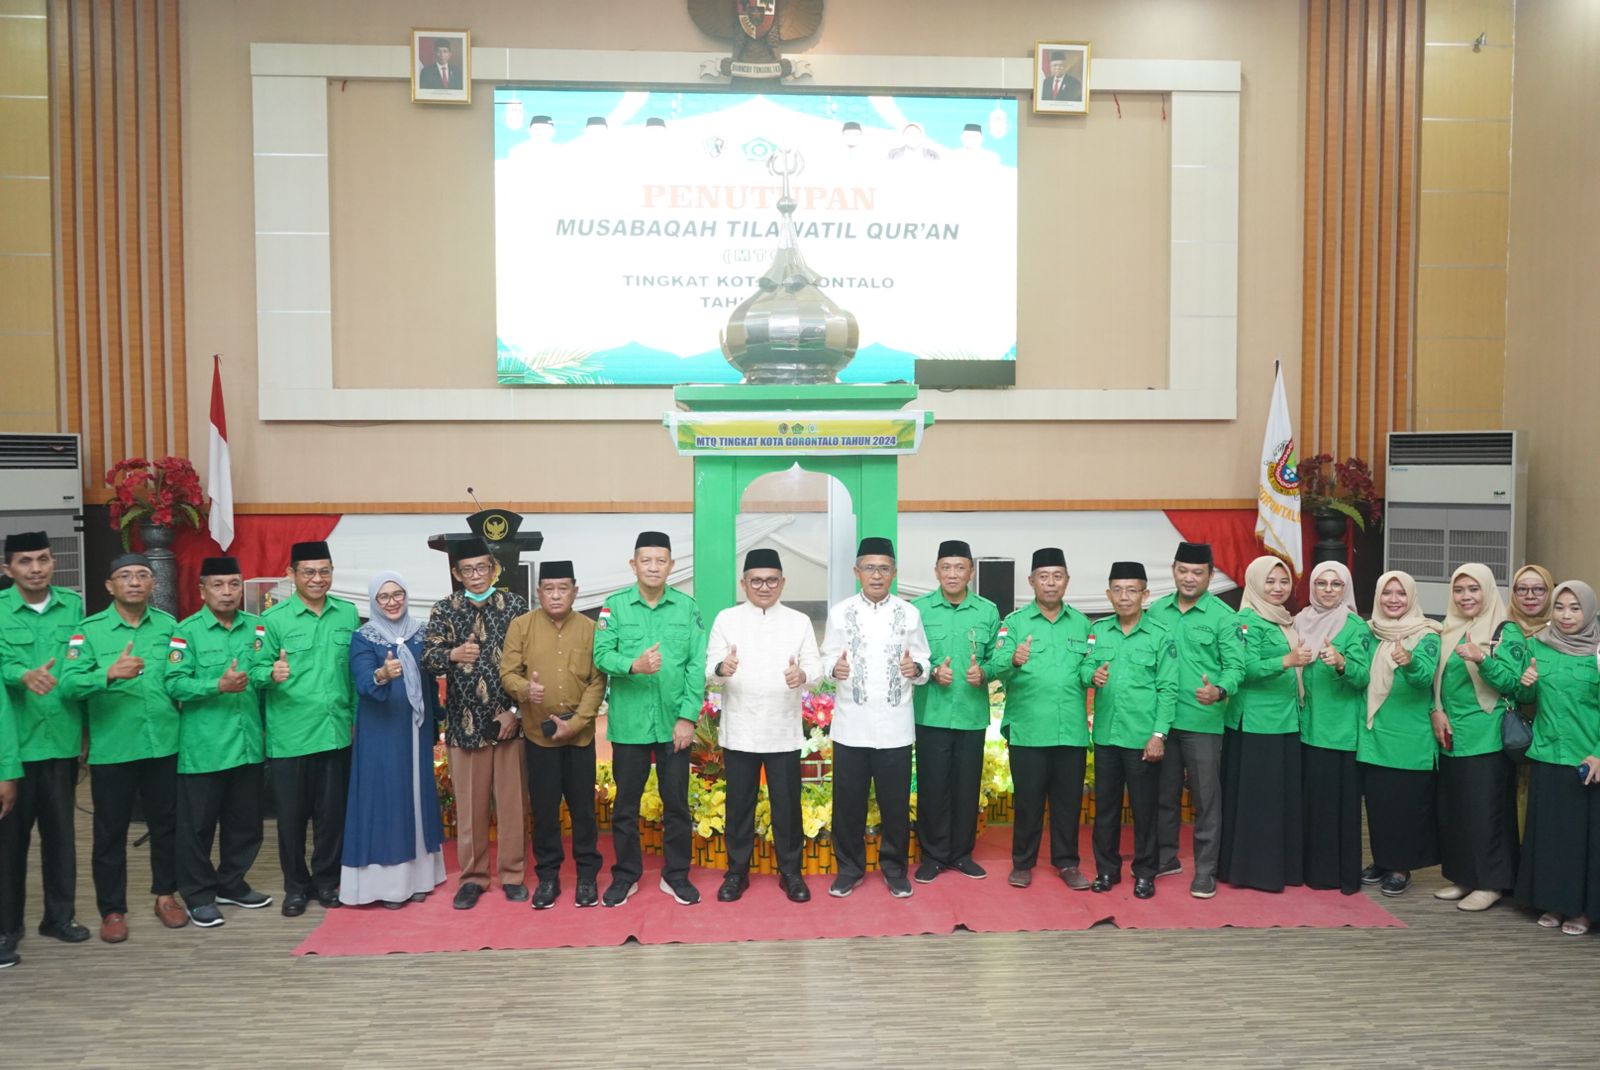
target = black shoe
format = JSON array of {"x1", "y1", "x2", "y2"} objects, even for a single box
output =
[
  {"x1": 828, "y1": 874, "x2": 863, "y2": 898},
  {"x1": 950, "y1": 858, "x2": 987, "y2": 880},
  {"x1": 1091, "y1": 874, "x2": 1119, "y2": 893},
  {"x1": 1380, "y1": 870, "x2": 1412, "y2": 897},
  {"x1": 1133, "y1": 877, "x2": 1156, "y2": 899},
  {"x1": 216, "y1": 890, "x2": 273, "y2": 909},
  {"x1": 913, "y1": 860, "x2": 942, "y2": 884},
  {"x1": 1190, "y1": 875, "x2": 1217, "y2": 899},
  {"x1": 503, "y1": 883, "x2": 530, "y2": 903},
  {"x1": 314, "y1": 887, "x2": 341, "y2": 908},
  {"x1": 660, "y1": 877, "x2": 700, "y2": 905},
  {"x1": 281, "y1": 893, "x2": 308, "y2": 918},
  {"x1": 37, "y1": 920, "x2": 91, "y2": 943},
  {"x1": 188, "y1": 903, "x2": 225, "y2": 928},
  {"x1": 779, "y1": 872, "x2": 811, "y2": 903},
  {"x1": 380, "y1": 900, "x2": 406, "y2": 910},
  {"x1": 532, "y1": 878, "x2": 561, "y2": 910},
  {"x1": 884, "y1": 871, "x2": 914, "y2": 899},
  {"x1": 1360, "y1": 863, "x2": 1385, "y2": 885},
  {"x1": 0, "y1": 931, "x2": 17, "y2": 953},
  {"x1": 452, "y1": 882, "x2": 484, "y2": 910},
  {"x1": 717, "y1": 873, "x2": 749, "y2": 902},
  {"x1": 574, "y1": 878, "x2": 599, "y2": 908},
  {"x1": 1157, "y1": 860, "x2": 1183, "y2": 878},
  {"x1": 601, "y1": 879, "x2": 637, "y2": 908},
  {"x1": 409, "y1": 892, "x2": 428, "y2": 903},
  {"x1": 0, "y1": 948, "x2": 17, "y2": 969}
]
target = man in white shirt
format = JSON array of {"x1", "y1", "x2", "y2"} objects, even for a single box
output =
[
  {"x1": 706, "y1": 549, "x2": 823, "y2": 904},
  {"x1": 820, "y1": 537, "x2": 931, "y2": 899}
]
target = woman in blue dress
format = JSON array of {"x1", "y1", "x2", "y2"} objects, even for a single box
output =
[{"x1": 339, "y1": 572, "x2": 445, "y2": 907}]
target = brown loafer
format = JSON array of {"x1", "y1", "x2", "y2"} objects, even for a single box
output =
[
  {"x1": 100, "y1": 913, "x2": 129, "y2": 943},
  {"x1": 1007, "y1": 868, "x2": 1032, "y2": 888},
  {"x1": 155, "y1": 896, "x2": 189, "y2": 929},
  {"x1": 1058, "y1": 866, "x2": 1092, "y2": 891}
]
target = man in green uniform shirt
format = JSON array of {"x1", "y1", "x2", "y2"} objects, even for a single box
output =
[
  {"x1": 991, "y1": 548, "x2": 1095, "y2": 891},
  {"x1": 0, "y1": 680, "x2": 21, "y2": 967},
  {"x1": 164, "y1": 557, "x2": 271, "y2": 928},
  {"x1": 592, "y1": 531, "x2": 707, "y2": 908},
  {"x1": 0, "y1": 531, "x2": 91, "y2": 951},
  {"x1": 1082, "y1": 561, "x2": 1179, "y2": 900},
  {"x1": 1146, "y1": 541, "x2": 1246, "y2": 899},
  {"x1": 249, "y1": 540, "x2": 359, "y2": 917},
  {"x1": 58, "y1": 553, "x2": 188, "y2": 941},
  {"x1": 911, "y1": 539, "x2": 1000, "y2": 883}
]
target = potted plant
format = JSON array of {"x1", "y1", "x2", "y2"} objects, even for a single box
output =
[
  {"x1": 105, "y1": 456, "x2": 207, "y2": 614},
  {"x1": 1299, "y1": 453, "x2": 1381, "y2": 566}
]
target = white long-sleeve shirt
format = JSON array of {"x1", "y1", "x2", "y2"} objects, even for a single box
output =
[
  {"x1": 705, "y1": 601, "x2": 823, "y2": 753},
  {"x1": 820, "y1": 592, "x2": 931, "y2": 749}
]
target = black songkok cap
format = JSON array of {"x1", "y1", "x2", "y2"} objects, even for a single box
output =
[
  {"x1": 108, "y1": 552, "x2": 152, "y2": 574},
  {"x1": 936, "y1": 540, "x2": 973, "y2": 561},
  {"x1": 200, "y1": 556, "x2": 241, "y2": 577},
  {"x1": 1031, "y1": 547, "x2": 1067, "y2": 571},
  {"x1": 635, "y1": 531, "x2": 672, "y2": 552},
  {"x1": 538, "y1": 560, "x2": 575, "y2": 582},
  {"x1": 1109, "y1": 561, "x2": 1148, "y2": 582},
  {"x1": 450, "y1": 536, "x2": 492, "y2": 563},
  {"x1": 290, "y1": 540, "x2": 332, "y2": 564},
  {"x1": 856, "y1": 536, "x2": 895, "y2": 559},
  {"x1": 1174, "y1": 541, "x2": 1214, "y2": 566},
  {"x1": 4, "y1": 531, "x2": 49, "y2": 556},
  {"x1": 743, "y1": 548, "x2": 782, "y2": 572}
]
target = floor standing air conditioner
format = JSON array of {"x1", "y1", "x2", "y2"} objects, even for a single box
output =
[
  {"x1": 1384, "y1": 431, "x2": 1526, "y2": 617},
  {"x1": 0, "y1": 433, "x2": 85, "y2": 595}
]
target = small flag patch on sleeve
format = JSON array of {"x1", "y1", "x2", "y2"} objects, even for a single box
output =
[
  {"x1": 597, "y1": 607, "x2": 611, "y2": 630},
  {"x1": 66, "y1": 634, "x2": 84, "y2": 659}
]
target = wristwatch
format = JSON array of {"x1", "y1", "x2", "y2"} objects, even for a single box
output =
[{"x1": 1152, "y1": 731, "x2": 1166, "y2": 740}]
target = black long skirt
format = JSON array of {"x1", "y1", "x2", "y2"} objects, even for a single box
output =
[
  {"x1": 1218, "y1": 728, "x2": 1304, "y2": 892},
  {"x1": 1515, "y1": 759, "x2": 1600, "y2": 919},
  {"x1": 1437, "y1": 750, "x2": 1519, "y2": 891},
  {"x1": 1360, "y1": 762, "x2": 1439, "y2": 872},
  {"x1": 1302, "y1": 743, "x2": 1362, "y2": 894}
]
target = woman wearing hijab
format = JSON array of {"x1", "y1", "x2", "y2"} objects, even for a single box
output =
[
  {"x1": 1508, "y1": 564, "x2": 1555, "y2": 640},
  {"x1": 1513, "y1": 581, "x2": 1600, "y2": 936},
  {"x1": 1217, "y1": 556, "x2": 1308, "y2": 893},
  {"x1": 340, "y1": 573, "x2": 445, "y2": 908},
  {"x1": 1296, "y1": 561, "x2": 1373, "y2": 894},
  {"x1": 1357, "y1": 571, "x2": 1443, "y2": 896},
  {"x1": 1430, "y1": 563, "x2": 1529, "y2": 912}
]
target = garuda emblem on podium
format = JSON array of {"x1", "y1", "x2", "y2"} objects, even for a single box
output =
[{"x1": 689, "y1": 0, "x2": 823, "y2": 79}]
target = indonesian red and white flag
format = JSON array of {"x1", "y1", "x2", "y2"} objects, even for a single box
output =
[
  {"x1": 207, "y1": 355, "x2": 235, "y2": 551},
  {"x1": 1255, "y1": 362, "x2": 1303, "y2": 576}
]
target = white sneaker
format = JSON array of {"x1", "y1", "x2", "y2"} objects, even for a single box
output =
[{"x1": 1433, "y1": 883, "x2": 1470, "y2": 901}]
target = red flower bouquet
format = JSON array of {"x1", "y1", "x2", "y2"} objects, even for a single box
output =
[{"x1": 105, "y1": 456, "x2": 207, "y2": 548}]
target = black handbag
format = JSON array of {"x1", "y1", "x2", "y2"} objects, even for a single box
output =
[{"x1": 1502, "y1": 706, "x2": 1533, "y2": 759}]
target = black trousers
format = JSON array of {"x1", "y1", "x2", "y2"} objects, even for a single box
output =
[
  {"x1": 1008, "y1": 744, "x2": 1086, "y2": 871},
  {"x1": 0, "y1": 756, "x2": 79, "y2": 934},
  {"x1": 1157, "y1": 728, "x2": 1223, "y2": 877},
  {"x1": 724, "y1": 748, "x2": 802, "y2": 877},
  {"x1": 525, "y1": 741, "x2": 602, "y2": 883},
  {"x1": 89, "y1": 753, "x2": 178, "y2": 917},
  {"x1": 832, "y1": 742, "x2": 912, "y2": 880},
  {"x1": 270, "y1": 747, "x2": 351, "y2": 898},
  {"x1": 176, "y1": 763, "x2": 265, "y2": 906},
  {"x1": 611, "y1": 741, "x2": 691, "y2": 886},
  {"x1": 1092, "y1": 744, "x2": 1160, "y2": 881},
  {"x1": 913, "y1": 724, "x2": 986, "y2": 867}
]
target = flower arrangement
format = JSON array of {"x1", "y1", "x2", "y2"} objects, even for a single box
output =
[
  {"x1": 691, "y1": 692, "x2": 724, "y2": 780},
  {"x1": 105, "y1": 456, "x2": 207, "y2": 548},
  {"x1": 1299, "y1": 453, "x2": 1381, "y2": 530},
  {"x1": 689, "y1": 776, "x2": 727, "y2": 838}
]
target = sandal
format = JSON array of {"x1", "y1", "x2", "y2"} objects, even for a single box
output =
[
  {"x1": 1537, "y1": 912, "x2": 1563, "y2": 929},
  {"x1": 1561, "y1": 916, "x2": 1590, "y2": 936}
]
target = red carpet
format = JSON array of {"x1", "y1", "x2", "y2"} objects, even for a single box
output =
[{"x1": 293, "y1": 826, "x2": 1403, "y2": 957}]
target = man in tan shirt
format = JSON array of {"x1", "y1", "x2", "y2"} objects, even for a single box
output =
[{"x1": 499, "y1": 560, "x2": 606, "y2": 910}]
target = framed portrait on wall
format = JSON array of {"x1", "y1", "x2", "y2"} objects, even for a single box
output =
[
  {"x1": 412, "y1": 29, "x2": 471, "y2": 104},
  {"x1": 1033, "y1": 41, "x2": 1090, "y2": 115}
]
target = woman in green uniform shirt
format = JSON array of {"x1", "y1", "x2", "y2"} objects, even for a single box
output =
[
  {"x1": 1513, "y1": 581, "x2": 1600, "y2": 936},
  {"x1": 1295, "y1": 561, "x2": 1373, "y2": 894},
  {"x1": 1430, "y1": 563, "x2": 1528, "y2": 912},
  {"x1": 1508, "y1": 564, "x2": 1555, "y2": 639},
  {"x1": 1217, "y1": 556, "x2": 1309, "y2": 893},
  {"x1": 1358, "y1": 571, "x2": 1443, "y2": 896}
]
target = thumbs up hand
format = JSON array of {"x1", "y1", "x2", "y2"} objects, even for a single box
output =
[
  {"x1": 108, "y1": 641, "x2": 144, "y2": 681},
  {"x1": 1195, "y1": 671, "x2": 1223, "y2": 705},
  {"x1": 1392, "y1": 642, "x2": 1413, "y2": 668},
  {"x1": 719, "y1": 644, "x2": 739, "y2": 679},
  {"x1": 1520, "y1": 657, "x2": 1539, "y2": 688},
  {"x1": 932, "y1": 656, "x2": 954, "y2": 687},
  {"x1": 1012, "y1": 634, "x2": 1034, "y2": 668},
  {"x1": 966, "y1": 653, "x2": 985, "y2": 686},
  {"x1": 632, "y1": 642, "x2": 662, "y2": 675},
  {"x1": 272, "y1": 647, "x2": 291, "y2": 683},
  {"x1": 784, "y1": 655, "x2": 804, "y2": 690},
  {"x1": 23, "y1": 656, "x2": 58, "y2": 695},
  {"x1": 1092, "y1": 660, "x2": 1110, "y2": 688},
  {"x1": 451, "y1": 636, "x2": 481, "y2": 666},
  {"x1": 899, "y1": 647, "x2": 919, "y2": 680},
  {"x1": 1457, "y1": 636, "x2": 1486, "y2": 664},
  {"x1": 832, "y1": 649, "x2": 851, "y2": 681},
  {"x1": 526, "y1": 670, "x2": 545, "y2": 704},
  {"x1": 1284, "y1": 639, "x2": 1315, "y2": 668},
  {"x1": 1318, "y1": 637, "x2": 1347, "y2": 673},
  {"x1": 218, "y1": 658, "x2": 250, "y2": 693},
  {"x1": 381, "y1": 646, "x2": 404, "y2": 682}
]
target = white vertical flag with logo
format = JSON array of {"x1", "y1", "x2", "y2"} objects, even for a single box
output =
[
  {"x1": 207, "y1": 355, "x2": 235, "y2": 552},
  {"x1": 1255, "y1": 362, "x2": 1303, "y2": 576}
]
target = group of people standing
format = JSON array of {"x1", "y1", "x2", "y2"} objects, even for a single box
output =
[{"x1": 3, "y1": 524, "x2": 1598, "y2": 970}]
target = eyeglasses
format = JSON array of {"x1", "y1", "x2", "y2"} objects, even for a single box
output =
[
  {"x1": 744, "y1": 576, "x2": 782, "y2": 589},
  {"x1": 1313, "y1": 580, "x2": 1346, "y2": 590},
  {"x1": 857, "y1": 564, "x2": 894, "y2": 576},
  {"x1": 456, "y1": 563, "x2": 495, "y2": 578},
  {"x1": 295, "y1": 567, "x2": 333, "y2": 579},
  {"x1": 375, "y1": 591, "x2": 406, "y2": 605},
  {"x1": 1513, "y1": 585, "x2": 1548, "y2": 596}
]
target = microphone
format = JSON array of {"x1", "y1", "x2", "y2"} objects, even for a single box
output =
[{"x1": 467, "y1": 486, "x2": 483, "y2": 510}]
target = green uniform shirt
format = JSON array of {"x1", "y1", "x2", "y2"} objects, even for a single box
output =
[
  {"x1": 58, "y1": 604, "x2": 179, "y2": 765},
  {"x1": 1437, "y1": 622, "x2": 1528, "y2": 758},
  {"x1": 0, "y1": 682, "x2": 21, "y2": 780},
  {"x1": 1518, "y1": 638, "x2": 1600, "y2": 767},
  {"x1": 991, "y1": 600, "x2": 1093, "y2": 747},
  {"x1": 1229, "y1": 608, "x2": 1302, "y2": 735},
  {"x1": 0, "y1": 586, "x2": 86, "y2": 762},
  {"x1": 1081, "y1": 613, "x2": 1179, "y2": 747},
  {"x1": 1147, "y1": 592, "x2": 1247, "y2": 734},
  {"x1": 1300, "y1": 614, "x2": 1374, "y2": 752},
  {"x1": 248, "y1": 593, "x2": 359, "y2": 759},
  {"x1": 911, "y1": 588, "x2": 1000, "y2": 730},
  {"x1": 165, "y1": 607, "x2": 266, "y2": 774},
  {"x1": 1356, "y1": 634, "x2": 1441, "y2": 771},
  {"x1": 592, "y1": 585, "x2": 707, "y2": 745}
]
